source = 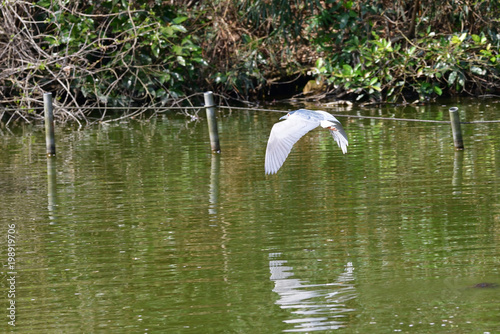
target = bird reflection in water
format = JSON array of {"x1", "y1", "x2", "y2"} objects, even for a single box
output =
[{"x1": 269, "y1": 253, "x2": 357, "y2": 332}]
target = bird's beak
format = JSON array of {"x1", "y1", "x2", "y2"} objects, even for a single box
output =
[{"x1": 279, "y1": 114, "x2": 289, "y2": 120}]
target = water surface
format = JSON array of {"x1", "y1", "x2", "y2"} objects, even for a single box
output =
[{"x1": 1, "y1": 98, "x2": 500, "y2": 333}]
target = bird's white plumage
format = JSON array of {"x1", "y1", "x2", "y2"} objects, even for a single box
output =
[
  {"x1": 265, "y1": 109, "x2": 348, "y2": 174},
  {"x1": 319, "y1": 120, "x2": 348, "y2": 154}
]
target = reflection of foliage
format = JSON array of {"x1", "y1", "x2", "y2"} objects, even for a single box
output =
[{"x1": 3, "y1": 109, "x2": 500, "y2": 331}]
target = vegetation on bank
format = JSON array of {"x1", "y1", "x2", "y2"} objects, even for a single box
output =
[{"x1": 1, "y1": 0, "x2": 499, "y2": 120}]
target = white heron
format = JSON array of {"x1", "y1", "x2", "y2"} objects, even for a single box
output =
[{"x1": 265, "y1": 109, "x2": 348, "y2": 175}]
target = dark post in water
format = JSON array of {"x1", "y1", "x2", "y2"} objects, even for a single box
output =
[
  {"x1": 204, "y1": 91, "x2": 221, "y2": 153},
  {"x1": 44, "y1": 92, "x2": 56, "y2": 156},
  {"x1": 449, "y1": 107, "x2": 464, "y2": 150}
]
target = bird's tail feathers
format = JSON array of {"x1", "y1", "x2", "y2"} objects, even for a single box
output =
[
  {"x1": 331, "y1": 130, "x2": 348, "y2": 154},
  {"x1": 321, "y1": 120, "x2": 348, "y2": 154}
]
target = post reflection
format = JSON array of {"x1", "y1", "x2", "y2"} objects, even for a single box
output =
[
  {"x1": 209, "y1": 153, "x2": 220, "y2": 216},
  {"x1": 452, "y1": 150, "x2": 464, "y2": 190},
  {"x1": 47, "y1": 156, "x2": 57, "y2": 215}
]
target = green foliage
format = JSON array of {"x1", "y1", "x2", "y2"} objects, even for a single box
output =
[
  {"x1": 2, "y1": 0, "x2": 500, "y2": 115},
  {"x1": 309, "y1": 0, "x2": 381, "y2": 51},
  {"x1": 35, "y1": 0, "x2": 205, "y2": 106},
  {"x1": 308, "y1": 1, "x2": 500, "y2": 102},
  {"x1": 206, "y1": 0, "x2": 500, "y2": 102}
]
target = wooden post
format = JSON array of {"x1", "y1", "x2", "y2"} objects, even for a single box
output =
[
  {"x1": 204, "y1": 91, "x2": 221, "y2": 153},
  {"x1": 44, "y1": 92, "x2": 56, "y2": 156},
  {"x1": 449, "y1": 107, "x2": 464, "y2": 150}
]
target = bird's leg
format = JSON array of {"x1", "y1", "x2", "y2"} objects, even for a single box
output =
[{"x1": 320, "y1": 120, "x2": 338, "y2": 131}]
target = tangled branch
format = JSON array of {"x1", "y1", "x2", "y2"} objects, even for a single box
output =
[{"x1": 0, "y1": 0, "x2": 204, "y2": 122}]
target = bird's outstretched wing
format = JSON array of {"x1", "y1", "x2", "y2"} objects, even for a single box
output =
[{"x1": 265, "y1": 115, "x2": 319, "y2": 175}]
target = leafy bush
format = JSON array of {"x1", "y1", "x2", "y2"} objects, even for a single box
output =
[
  {"x1": 308, "y1": 0, "x2": 500, "y2": 101},
  {"x1": 41, "y1": 0, "x2": 207, "y2": 105},
  {"x1": 311, "y1": 30, "x2": 500, "y2": 102},
  {"x1": 0, "y1": 0, "x2": 206, "y2": 116}
]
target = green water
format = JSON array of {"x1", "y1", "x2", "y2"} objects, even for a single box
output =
[{"x1": 1, "y1": 99, "x2": 500, "y2": 333}]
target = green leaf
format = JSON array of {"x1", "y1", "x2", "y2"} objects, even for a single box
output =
[
  {"x1": 172, "y1": 45, "x2": 183, "y2": 55},
  {"x1": 159, "y1": 73, "x2": 171, "y2": 84},
  {"x1": 341, "y1": 64, "x2": 353, "y2": 77},
  {"x1": 451, "y1": 33, "x2": 467, "y2": 44},
  {"x1": 151, "y1": 44, "x2": 159, "y2": 58},
  {"x1": 471, "y1": 66, "x2": 486, "y2": 75},
  {"x1": 451, "y1": 35, "x2": 462, "y2": 44},
  {"x1": 433, "y1": 86, "x2": 442, "y2": 95},
  {"x1": 472, "y1": 34, "x2": 487, "y2": 45},
  {"x1": 156, "y1": 88, "x2": 167, "y2": 98},
  {"x1": 370, "y1": 83, "x2": 381, "y2": 91},
  {"x1": 214, "y1": 74, "x2": 226, "y2": 84},
  {"x1": 177, "y1": 56, "x2": 186, "y2": 66},
  {"x1": 448, "y1": 71, "x2": 457, "y2": 84},
  {"x1": 163, "y1": 26, "x2": 174, "y2": 37},
  {"x1": 315, "y1": 58, "x2": 325, "y2": 69},
  {"x1": 171, "y1": 25, "x2": 187, "y2": 33},
  {"x1": 193, "y1": 57, "x2": 208, "y2": 66},
  {"x1": 457, "y1": 74, "x2": 465, "y2": 87},
  {"x1": 172, "y1": 16, "x2": 188, "y2": 24},
  {"x1": 339, "y1": 13, "x2": 349, "y2": 29},
  {"x1": 37, "y1": 0, "x2": 51, "y2": 7}
]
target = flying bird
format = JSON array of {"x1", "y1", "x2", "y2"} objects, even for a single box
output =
[{"x1": 265, "y1": 109, "x2": 348, "y2": 174}]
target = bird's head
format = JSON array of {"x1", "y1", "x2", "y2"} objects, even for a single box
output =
[{"x1": 279, "y1": 112, "x2": 293, "y2": 120}]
